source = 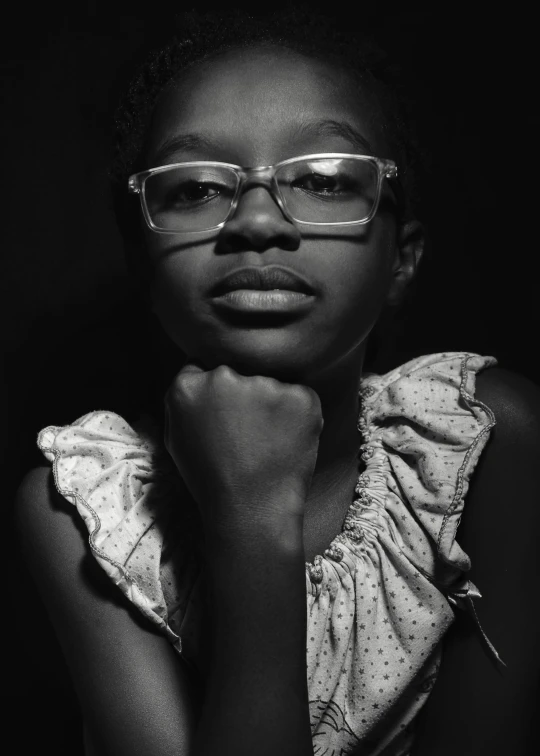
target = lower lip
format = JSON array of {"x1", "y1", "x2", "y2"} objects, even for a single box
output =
[{"x1": 212, "y1": 289, "x2": 314, "y2": 312}]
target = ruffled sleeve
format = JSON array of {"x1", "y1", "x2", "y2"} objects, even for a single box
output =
[
  {"x1": 37, "y1": 410, "x2": 203, "y2": 659},
  {"x1": 364, "y1": 351, "x2": 506, "y2": 669},
  {"x1": 34, "y1": 353, "x2": 503, "y2": 756},
  {"x1": 363, "y1": 351, "x2": 498, "y2": 581},
  {"x1": 304, "y1": 352, "x2": 503, "y2": 755}
]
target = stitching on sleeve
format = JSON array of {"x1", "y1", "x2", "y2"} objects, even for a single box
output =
[
  {"x1": 437, "y1": 354, "x2": 497, "y2": 556},
  {"x1": 38, "y1": 433, "x2": 182, "y2": 649}
]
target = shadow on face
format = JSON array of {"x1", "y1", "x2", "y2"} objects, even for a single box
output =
[{"x1": 139, "y1": 46, "x2": 410, "y2": 384}]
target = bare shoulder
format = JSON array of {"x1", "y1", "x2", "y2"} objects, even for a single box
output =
[
  {"x1": 16, "y1": 465, "x2": 57, "y2": 518},
  {"x1": 475, "y1": 365, "x2": 540, "y2": 440},
  {"x1": 468, "y1": 365, "x2": 540, "y2": 527},
  {"x1": 16, "y1": 465, "x2": 75, "y2": 529},
  {"x1": 16, "y1": 465, "x2": 99, "y2": 578},
  {"x1": 459, "y1": 364, "x2": 540, "y2": 551},
  {"x1": 16, "y1": 465, "x2": 82, "y2": 565},
  {"x1": 17, "y1": 465, "x2": 74, "y2": 533},
  {"x1": 411, "y1": 367, "x2": 540, "y2": 754},
  {"x1": 15, "y1": 464, "x2": 130, "y2": 611},
  {"x1": 15, "y1": 467, "x2": 198, "y2": 756}
]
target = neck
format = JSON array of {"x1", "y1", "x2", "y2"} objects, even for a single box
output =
[{"x1": 304, "y1": 347, "x2": 366, "y2": 508}]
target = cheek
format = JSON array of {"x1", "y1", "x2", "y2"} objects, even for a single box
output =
[
  {"x1": 148, "y1": 246, "x2": 212, "y2": 350},
  {"x1": 315, "y1": 222, "x2": 395, "y2": 338}
]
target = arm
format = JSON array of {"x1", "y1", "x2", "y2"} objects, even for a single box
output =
[
  {"x1": 163, "y1": 363, "x2": 317, "y2": 756},
  {"x1": 411, "y1": 367, "x2": 540, "y2": 756},
  {"x1": 194, "y1": 514, "x2": 312, "y2": 756},
  {"x1": 17, "y1": 468, "x2": 314, "y2": 756},
  {"x1": 16, "y1": 466, "x2": 199, "y2": 756}
]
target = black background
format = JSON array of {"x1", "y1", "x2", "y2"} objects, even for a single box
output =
[{"x1": 2, "y1": 2, "x2": 538, "y2": 753}]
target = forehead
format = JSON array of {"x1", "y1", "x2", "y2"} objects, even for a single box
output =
[{"x1": 147, "y1": 45, "x2": 391, "y2": 164}]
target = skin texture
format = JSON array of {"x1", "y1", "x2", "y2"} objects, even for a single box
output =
[
  {"x1": 17, "y1": 368, "x2": 540, "y2": 756},
  {"x1": 142, "y1": 46, "x2": 424, "y2": 554},
  {"x1": 164, "y1": 362, "x2": 325, "y2": 530},
  {"x1": 412, "y1": 368, "x2": 540, "y2": 755},
  {"x1": 20, "y1": 44, "x2": 540, "y2": 756},
  {"x1": 141, "y1": 47, "x2": 425, "y2": 756},
  {"x1": 145, "y1": 47, "x2": 416, "y2": 383}
]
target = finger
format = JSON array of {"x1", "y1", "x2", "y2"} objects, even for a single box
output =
[{"x1": 179, "y1": 359, "x2": 208, "y2": 375}]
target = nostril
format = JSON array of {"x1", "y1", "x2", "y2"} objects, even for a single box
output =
[{"x1": 217, "y1": 223, "x2": 301, "y2": 254}]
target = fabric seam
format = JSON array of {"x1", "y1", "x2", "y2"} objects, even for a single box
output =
[
  {"x1": 38, "y1": 427, "x2": 181, "y2": 648},
  {"x1": 437, "y1": 355, "x2": 497, "y2": 555},
  {"x1": 362, "y1": 351, "x2": 483, "y2": 404}
]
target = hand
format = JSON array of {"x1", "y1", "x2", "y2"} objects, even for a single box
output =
[{"x1": 163, "y1": 362, "x2": 324, "y2": 533}]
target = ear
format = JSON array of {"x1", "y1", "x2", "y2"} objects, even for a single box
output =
[{"x1": 385, "y1": 219, "x2": 426, "y2": 308}]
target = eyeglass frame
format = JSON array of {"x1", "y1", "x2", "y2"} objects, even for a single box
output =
[{"x1": 127, "y1": 152, "x2": 403, "y2": 234}]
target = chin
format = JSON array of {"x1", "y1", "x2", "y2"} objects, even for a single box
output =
[
  {"x1": 190, "y1": 341, "x2": 313, "y2": 383},
  {"x1": 177, "y1": 322, "x2": 365, "y2": 385}
]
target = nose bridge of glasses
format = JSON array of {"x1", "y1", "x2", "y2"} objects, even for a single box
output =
[
  {"x1": 233, "y1": 164, "x2": 289, "y2": 215},
  {"x1": 238, "y1": 164, "x2": 277, "y2": 191}
]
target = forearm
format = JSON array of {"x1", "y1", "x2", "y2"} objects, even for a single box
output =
[{"x1": 193, "y1": 510, "x2": 313, "y2": 756}]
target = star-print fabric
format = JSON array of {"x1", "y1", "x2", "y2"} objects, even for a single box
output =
[{"x1": 37, "y1": 352, "x2": 502, "y2": 756}]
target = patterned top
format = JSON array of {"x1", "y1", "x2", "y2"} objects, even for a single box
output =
[{"x1": 37, "y1": 352, "x2": 505, "y2": 756}]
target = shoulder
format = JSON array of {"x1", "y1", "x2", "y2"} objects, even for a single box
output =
[
  {"x1": 16, "y1": 465, "x2": 86, "y2": 550},
  {"x1": 460, "y1": 365, "x2": 540, "y2": 547},
  {"x1": 475, "y1": 365, "x2": 540, "y2": 440},
  {"x1": 17, "y1": 465, "x2": 54, "y2": 504},
  {"x1": 469, "y1": 366, "x2": 540, "y2": 523},
  {"x1": 15, "y1": 465, "x2": 127, "y2": 607},
  {"x1": 411, "y1": 366, "x2": 540, "y2": 755},
  {"x1": 15, "y1": 467, "x2": 199, "y2": 754},
  {"x1": 457, "y1": 364, "x2": 540, "y2": 656},
  {"x1": 16, "y1": 465, "x2": 76, "y2": 551}
]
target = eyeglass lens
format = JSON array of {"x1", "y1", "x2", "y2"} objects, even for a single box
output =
[{"x1": 144, "y1": 158, "x2": 380, "y2": 232}]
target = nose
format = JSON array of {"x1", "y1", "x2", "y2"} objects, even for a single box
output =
[{"x1": 218, "y1": 181, "x2": 301, "y2": 253}]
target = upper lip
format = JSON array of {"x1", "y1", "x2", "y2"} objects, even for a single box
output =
[{"x1": 211, "y1": 266, "x2": 315, "y2": 296}]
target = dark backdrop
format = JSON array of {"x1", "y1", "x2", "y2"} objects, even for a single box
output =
[{"x1": 3, "y1": 3, "x2": 538, "y2": 753}]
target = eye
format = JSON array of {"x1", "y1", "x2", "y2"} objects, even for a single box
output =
[
  {"x1": 167, "y1": 180, "x2": 221, "y2": 205},
  {"x1": 292, "y1": 171, "x2": 351, "y2": 196},
  {"x1": 299, "y1": 173, "x2": 338, "y2": 193}
]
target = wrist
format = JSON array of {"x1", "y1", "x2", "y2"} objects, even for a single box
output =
[{"x1": 203, "y1": 507, "x2": 305, "y2": 559}]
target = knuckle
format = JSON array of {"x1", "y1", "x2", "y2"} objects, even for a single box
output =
[
  {"x1": 289, "y1": 384, "x2": 316, "y2": 407},
  {"x1": 255, "y1": 375, "x2": 280, "y2": 392},
  {"x1": 173, "y1": 373, "x2": 190, "y2": 391},
  {"x1": 309, "y1": 391, "x2": 323, "y2": 414},
  {"x1": 171, "y1": 376, "x2": 192, "y2": 397},
  {"x1": 168, "y1": 373, "x2": 201, "y2": 405},
  {"x1": 213, "y1": 364, "x2": 237, "y2": 383},
  {"x1": 295, "y1": 387, "x2": 323, "y2": 423}
]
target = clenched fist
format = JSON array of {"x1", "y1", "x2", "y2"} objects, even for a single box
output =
[{"x1": 164, "y1": 362, "x2": 324, "y2": 535}]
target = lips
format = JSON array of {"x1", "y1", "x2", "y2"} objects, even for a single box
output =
[{"x1": 211, "y1": 266, "x2": 315, "y2": 296}]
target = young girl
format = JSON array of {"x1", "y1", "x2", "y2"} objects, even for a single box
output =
[{"x1": 16, "y1": 9, "x2": 539, "y2": 756}]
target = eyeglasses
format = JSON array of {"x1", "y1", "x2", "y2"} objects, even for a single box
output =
[{"x1": 128, "y1": 153, "x2": 400, "y2": 234}]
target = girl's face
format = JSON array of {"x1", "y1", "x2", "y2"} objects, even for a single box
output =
[{"x1": 144, "y1": 46, "x2": 412, "y2": 383}]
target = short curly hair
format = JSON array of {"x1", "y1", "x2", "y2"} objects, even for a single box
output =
[{"x1": 110, "y1": 7, "x2": 428, "y2": 287}]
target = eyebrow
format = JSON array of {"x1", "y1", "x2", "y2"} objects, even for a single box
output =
[
  {"x1": 151, "y1": 133, "x2": 221, "y2": 165},
  {"x1": 292, "y1": 119, "x2": 375, "y2": 155},
  {"x1": 151, "y1": 119, "x2": 376, "y2": 166}
]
